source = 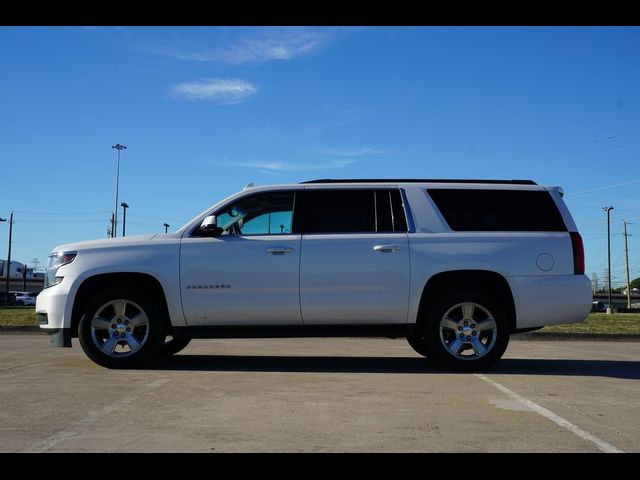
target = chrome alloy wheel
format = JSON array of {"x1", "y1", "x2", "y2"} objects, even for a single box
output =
[
  {"x1": 438, "y1": 302, "x2": 497, "y2": 360},
  {"x1": 90, "y1": 299, "x2": 149, "y2": 357}
]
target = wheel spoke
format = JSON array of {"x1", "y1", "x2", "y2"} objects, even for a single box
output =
[
  {"x1": 92, "y1": 316, "x2": 112, "y2": 331},
  {"x1": 476, "y1": 317, "x2": 496, "y2": 332},
  {"x1": 100, "y1": 336, "x2": 119, "y2": 353},
  {"x1": 447, "y1": 337, "x2": 464, "y2": 355},
  {"x1": 126, "y1": 335, "x2": 142, "y2": 352},
  {"x1": 471, "y1": 337, "x2": 487, "y2": 356},
  {"x1": 461, "y1": 303, "x2": 475, "y2": 320},
  {"x1": 113, "y1": 300, "x2": 127, "y2": 319},
  {"x1": 441, "y1": 316, "x2": 459, "y2": 331},
  {"x1": 128, "y1": 312, "x2": 148, "y2": 328}
]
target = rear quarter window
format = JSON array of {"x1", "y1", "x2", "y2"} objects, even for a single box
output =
[{"x1": 427, "y1": 189, "x2": 567, "y2": 232}]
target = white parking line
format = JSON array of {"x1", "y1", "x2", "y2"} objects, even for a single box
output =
[
  {"x1": 30, "y1": 430, "x2": 78, "y2": 452},
  {"x1": 27, "y1": 377, "x2": 171, "y2": 453},
  {"x1": 475, "y1": 374, "x2": 624, "y2": 453}
]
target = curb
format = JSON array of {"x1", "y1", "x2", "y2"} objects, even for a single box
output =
[
  {"x1": 513, "y1": 332, "x2": 640, "y2": 342},
  {"x1": 0, "y1": 325, "x2": 44, "y2": 334}
]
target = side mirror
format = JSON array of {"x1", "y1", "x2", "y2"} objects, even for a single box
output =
[{"x1": 199, "y1": 215, "x2": 223, "y2": 237}]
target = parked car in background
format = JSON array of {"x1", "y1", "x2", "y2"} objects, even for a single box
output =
[
  {"x1": 0, "y1": 292, "x2": 17, "y2": 306},
  {"x1": 10, "y1": 291, "x2": 38, "y2": 306},
  {"x1": 592, "y1": 301, "x2": 606, "y2": 312}
]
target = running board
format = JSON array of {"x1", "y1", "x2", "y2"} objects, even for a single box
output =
[{"x1": 172, "y1": 324, "x2": 415, "y2": 340}]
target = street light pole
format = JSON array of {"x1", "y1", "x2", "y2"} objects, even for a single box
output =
[
  {"x1": 111, "y1": 144, "x2": 127, "y2": 238},
  {"x1": 603, "y1": 206, "x2": 614, "y2": 314},
  {"x1": 163, "y1": 223, "x2": 170, "y2": 234},
  {"x1": 121, "y1": 202, "x2": 129, "y2": 237}
]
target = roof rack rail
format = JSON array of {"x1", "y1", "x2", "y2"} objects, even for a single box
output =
[{"x1": 301, "y1": 179, "x2": 537, "y2": 185}]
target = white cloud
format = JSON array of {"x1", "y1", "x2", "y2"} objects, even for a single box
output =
[
  {"x1": 171, "y1": 79, "x2": 258, "y2": 103},
  {"x1": 161, "y1": 29, "x2": 330, "y2": 64},
  {"x1": 319, "y1": 146, "x2": 387, "y2": 157},
  {"x1": 211, "y1": 158, "x2": 355, "y2": 172},
  {"x1": 218, "y1": 30, "x2": 326, "y2": 64}
]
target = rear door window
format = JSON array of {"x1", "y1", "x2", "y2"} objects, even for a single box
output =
[{"x1": 293, "y1": 189, "x2": 408, "y2": 234}]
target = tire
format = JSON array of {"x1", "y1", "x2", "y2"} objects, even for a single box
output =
[
  {"x1": 406, "y1": 335, "x2": 429, "y2": 358},
  {"x1": 420, "y1": 290, "x2": 510, "y2": 372},
  {"x1": 158, "y1": 335, "x2": 192, "y2": 357},
  {"x1": 78, "y1": 287, "x2": 167, "y2": 369}
]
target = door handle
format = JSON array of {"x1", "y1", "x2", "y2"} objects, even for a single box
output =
[
  {"x1": 266, "y1": 247, "x2": 295, "y2": 255},
  {"x1": 373, "y1": 245, "x2": 403, "y2": 253}
]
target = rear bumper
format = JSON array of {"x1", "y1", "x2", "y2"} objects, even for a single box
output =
[{"x1": 508, "y1": 274, "x2": 592, "y2": 329}]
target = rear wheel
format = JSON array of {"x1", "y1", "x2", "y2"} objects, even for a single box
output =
[
  {"x1": 78, "y1": 288, "x2": 167, "y2": 369},
  {"x1": 421, "y1": 290, "x2": 510, "y2": 371}
]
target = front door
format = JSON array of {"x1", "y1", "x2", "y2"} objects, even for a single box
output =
[{"x1": 180, "y1": 191, "x2": 302, "y2": 326}]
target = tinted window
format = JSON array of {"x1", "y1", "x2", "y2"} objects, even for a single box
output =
[
  {"x1": 427, "y1": 189, "x2": 566, "y2": 232},
  {"x1": 375, "y1": 190, "x2": 408, "y2": 232},
  {"x1": 294, "y1": 190, "x2": 375, "y2": 233},
  {"x1": 294, "y1": 189, "x2": 408, "y2": 234},
  {"x1": 215, "y1": 191, "x2": 295, "y2": 236}
]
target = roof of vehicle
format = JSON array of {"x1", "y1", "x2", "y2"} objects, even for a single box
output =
[{"x1": 301, "y1": 179, "x2": 537, "y2": 185}]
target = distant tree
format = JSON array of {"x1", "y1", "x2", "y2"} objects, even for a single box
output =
[
  {"x1": 591, "y1": 272, "x2": 599, "y2": 293},
  {"x1": 631, "y1": 277, "x2": 640, "y2": 289}
]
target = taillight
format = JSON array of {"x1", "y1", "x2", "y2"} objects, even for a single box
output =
[{"x1": 570, "y1": 232, "x2": 584, "y2": 275}]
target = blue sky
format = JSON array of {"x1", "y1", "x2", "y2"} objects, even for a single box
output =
[{"x1": 1, "y1": 26, "x2": 639, "y2": 286}]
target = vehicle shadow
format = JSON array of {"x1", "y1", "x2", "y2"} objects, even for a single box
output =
[{"x1": 146, "y1": 355, "x2": 640, "y2": 380}]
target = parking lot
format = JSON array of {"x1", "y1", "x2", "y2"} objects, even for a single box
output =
[{"x1": 0, "y1": 334, "x2": 638, "y2": 452}]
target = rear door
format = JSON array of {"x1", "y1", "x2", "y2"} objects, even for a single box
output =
[{"x1": 296, "y1": 188, "x2": 411, "y2": 325}]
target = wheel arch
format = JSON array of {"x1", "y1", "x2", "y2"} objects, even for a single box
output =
[
  {"x1": 71, "y1": 272, "x2": 171, "y2": 337},
  {"x1": 417, "y1": 270, "x2": 517, "y2": 332}
]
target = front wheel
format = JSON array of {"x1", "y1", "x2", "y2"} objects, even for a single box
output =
[
  {"x1": 406, "y1": 335, "x2": 429, "y2": 357},
  {"x1": 422, "y1": 291, "x2": 510, "y2": 371},
  {"x1": 159, "y1": 335, "x2": 192, "y2": 357},
  {"x1": 78, "y1": 288, "x2": 167, "y2": 369}
]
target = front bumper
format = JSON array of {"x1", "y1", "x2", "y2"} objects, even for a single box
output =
[
  {"x1": 46, "y1": 328, "x2": 72, "y2": 347},
  {"x1": 35, "y1": 276, "x2": 79, "y2": 347}
]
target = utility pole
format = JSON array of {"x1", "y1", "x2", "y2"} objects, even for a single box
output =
[
  {"x1": 30, "y1": 258, "x2": 40, "y2": 271},
  {"x1": 111, "y1": 144, "x2": 127, "y2": 238},
  {"x1": 163, "y1": 223, "x2": 170, "y2": 234},
  {"x1": 121, "y1": 202, "x2": 129, "y2": 237},
  {"x1": 624, "y1": 220, "x2": 632, "y2": 309},
  {"x1": 0, "y1": 217, "x2": 6, "y2": 290},
  {"x1": 591, "y1": 272, "x2": 599, "y2": 294},
  {"x1": 603, "y1": 206, "x2": 614, "y2": 314},
  {"x1": 3, "y1": 212, "x2": 13, "y2": 295}
]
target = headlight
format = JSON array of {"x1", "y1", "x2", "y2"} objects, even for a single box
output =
[{"x1": 44, "y1": 251, "x2": 77, "y2": 288}]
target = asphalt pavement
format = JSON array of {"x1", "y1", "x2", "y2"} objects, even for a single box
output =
[{"x1": 0, "y1": 335, "x2": 638, "y2": 452}]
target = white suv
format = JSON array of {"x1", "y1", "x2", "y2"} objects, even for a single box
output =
[
  {"x1": 36, "y1": 179, "x2": 591, "y2": 371},
  {"x1": 11, "y1": 291, "x2": 38, "y2": 306}
]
